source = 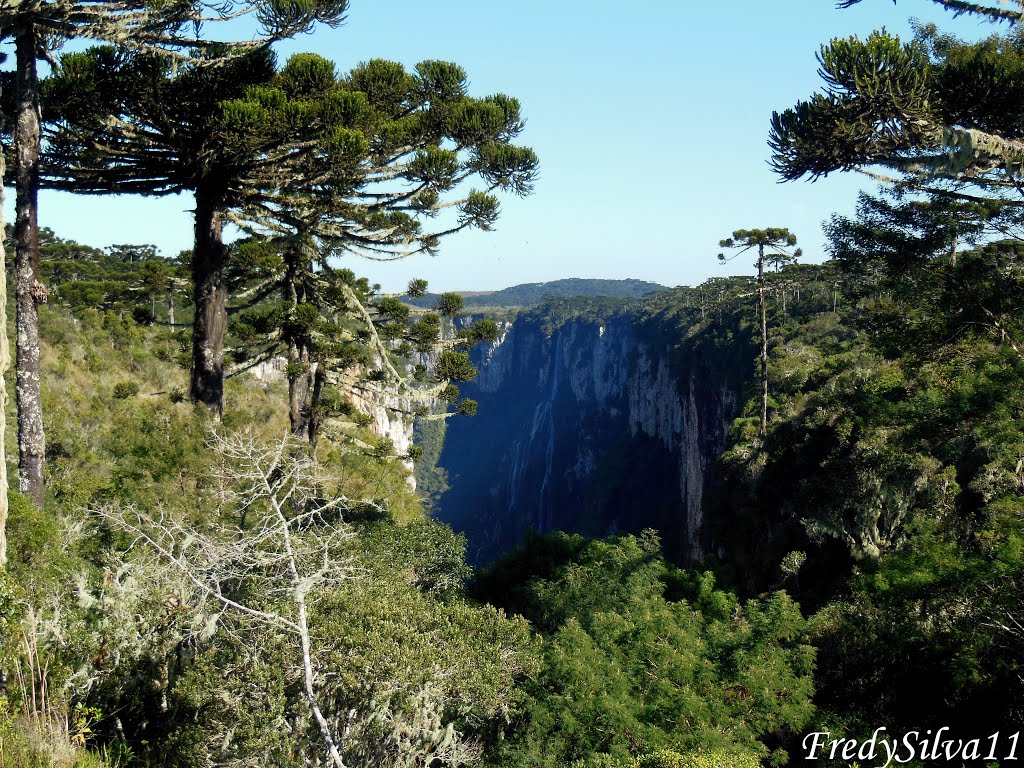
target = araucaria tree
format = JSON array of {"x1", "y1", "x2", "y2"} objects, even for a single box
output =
[
  {"x1": 1, "y1": 0, "x2": 347, "y2": 506},
  {"x1": 768, "y1": 1, "x2": 1024, "y2": 360},
  {"x1": 768, "y1": 7, "x2": 1024, "y2": 202},
  {"x1": 838, "y1": 0, "x2": 1024, "y2": 22},
  {"x1": 228, "y1": 236, "x2": 499, "y2": 446},
  {"x1": 43, "y1": 50, "x2": 538, "y2": 417},
  {"x1": 719, "y1": 228, "x2": 800, "y2": 435}
]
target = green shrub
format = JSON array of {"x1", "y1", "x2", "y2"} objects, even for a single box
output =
[
  {"x1": 633, "y1": 749, "x2": 762, "y2": 768},
  {"x1": 478, "y1": 532, "x2": 813, "y2": 767},
  {"x1": 112, "y1": 381, "x2": 140, "y2": 399},
  {"x1": 575, "y1": 748, "x2": 762, "y2": 768}
]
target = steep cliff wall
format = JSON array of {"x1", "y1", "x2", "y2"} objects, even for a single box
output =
[{"x1": 433, "y1": 308, "x2": 747, "y2": 565}]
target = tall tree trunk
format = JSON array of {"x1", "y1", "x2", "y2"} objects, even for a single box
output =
[
  {"x1": 288, "y1": 341, "x2": 311, "y2": 436},
  {"x1": 284, "y1": 248, "x2": 307, "y2": 435},
  {"x1": 15, "y1": 25, "x2": 45, "y2": 508},
  {"x1": 284, "y1": 241, "x2": 313, "y2": 437},
  {"x1": 189, "y1": 191, "x2": 227, "y2": 416},
  {"x1": 0, "y1": 77, "x2": 11, "y2": 564},
  {"x1": 167, "y1": 292, "x2": 175, "y2": 327},
  {"x1": 308, "y1": 365, "x2": 326, "y2": 447},
  {"x1": 757, "y1": 243, "x2": 768, "y2": 437}
]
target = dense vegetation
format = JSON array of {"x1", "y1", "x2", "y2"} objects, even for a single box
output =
[
  {"x1": 0, "y1": 263, "x2": 533, "y2": 766},
  {"x1": 473, "y1": 532, "x2": 814, "y2": 768},
  {"x1": 9, "y1": 206, "x2": 1024, "y2": 767},
  {"x1": 713, "y1": 234, "x2": 1024, "y2": 754},
  {"x1": 424, "y1": 216, "x2": 1024, "y2": 763}
]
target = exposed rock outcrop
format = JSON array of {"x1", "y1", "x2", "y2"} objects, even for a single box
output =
[{"x1": 248, "y1": 356, "x2": 417, "y2": 487}]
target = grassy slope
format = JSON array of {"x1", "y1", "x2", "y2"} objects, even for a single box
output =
[{"x1": 31, "y1": 306, "x2": 420, "y2": 520}]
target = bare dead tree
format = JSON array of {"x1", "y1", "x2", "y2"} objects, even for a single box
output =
[{"x1": 93, "y1": 432, "x2": 358, "y2": 768}]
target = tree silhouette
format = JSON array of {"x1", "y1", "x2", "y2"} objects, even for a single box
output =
[{"x1": 769, "y1": 23, "x2": 1024, "y2": 203}]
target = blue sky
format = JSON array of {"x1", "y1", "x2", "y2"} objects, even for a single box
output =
[{"x1": 2, "y1": 1, "x2": 998, "y2": 292}]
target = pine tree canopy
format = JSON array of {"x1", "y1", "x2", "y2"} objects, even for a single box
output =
[
  {"x1": 718, "y1": 228, "x2": 798, "y2": 253},
  {"x1": 838, "y1": 0, "x2": 1024, "y2": 24},
  {"x1": 40, "y1": 46, "x2": 539, "y2": 260},
  {"x1": 36, "y1": 43, "x2": 539, "y2": 422},
  {"x1": 826, "y1": 190, "x2": 1024, "y2": 280},
  {"x1": 0, "y1": 0, "x2": 348, "y2": 54},
  {"x1": 769, "y1": 25, "x2": 1024, "y2": 202}
]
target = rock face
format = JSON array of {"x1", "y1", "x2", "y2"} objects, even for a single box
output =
[
  {"x1": 347, "y1": 382, "x2": 417, "y2": 489},
  {"x1": 433, "y1": 312, "x2": 744, "y2": 565},
  {"x1": 248, "y1": 356, "x2": 417, "y2": 487}
]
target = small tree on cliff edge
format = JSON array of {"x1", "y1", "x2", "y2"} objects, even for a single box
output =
[{"x1": 718, "y1": 228, "x2": 801, "y2": 436}]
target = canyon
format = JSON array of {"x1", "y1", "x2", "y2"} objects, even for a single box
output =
[{"x1": 424, "y1": 300, "x2": 753, "y2": 565}]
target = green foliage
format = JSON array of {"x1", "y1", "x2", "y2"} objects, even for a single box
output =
[
  {"x1": 769, "y1": 31, "x2": 935, "y2": 182},
  {"x1": 375, "y1": 295, "x2": 410, "y2": 323},
  {"x1": 0, "y1": 696, "x2": 119, "y2": 768},
  {"x1": 719, "y1": 227, "x2": 797, "y2": 251},
  {"x1": 434, "y1": 291, "x2": 464, "y2": 317},
  {"x1": 440, "y1": 383, "x2": 460, "y2": 403},
  {"x1": 221, "y1": 230, "x2": 492, "y2": 436},
  {"x1": 826, "y1": 190, "x2": 1024, "y2": 291},
  {"x1": 116, "y1": 505, "x2": 536, "y2": 767},
  {"x1": 467, "y1": 318, "x2": 499, "y2": 343},
  {"x1": 475, "y1": 532, "x2": 815, "y2": 767},
  {"x1": 112, "y1": 381, "x2": 139, "y2": 399},
  {"x1": 3, "y1": 294, "x2": 543, "y2": 766},
  {"x1": 770, "y1": 19, "x2": 1024, "y2": 202},
  {"x1": 43, "y1": 42, "x2": 537, "y2": 417},
  {"x1": 626, "y1": 749, "x2": 762, "y2": 768},
  {"x1": 32, "y1": 228, "x2": 187, "y2": 325},
  {"x1": 412, "y1": 417, "x2": 449, "y2": 509},
  {"x1": 406, "y1": 277, "x2": 428, "y2": 298},
  {"x1": 530, "y1": 295, "x2": 634, "y2": 335},
  {"x1": 712, "y1": 223, "x2": 1024, "y2": 748},
  {"x1": 43, "y1": 43, "x2": 538, "y2": 274},
  {"x1": 434, "y1": 350, "x2": 477, "y2": 381}
]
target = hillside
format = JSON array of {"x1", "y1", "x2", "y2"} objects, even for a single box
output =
[
  {"x1": 404, "y1": 277, "x2": 667, "y2": 310},
  {"x1": 426, "y1": 241, "x2": 1024, "y2": 760},
  {"x1": 5, "y1": 297, "x2": 543, "y2": 767}
]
